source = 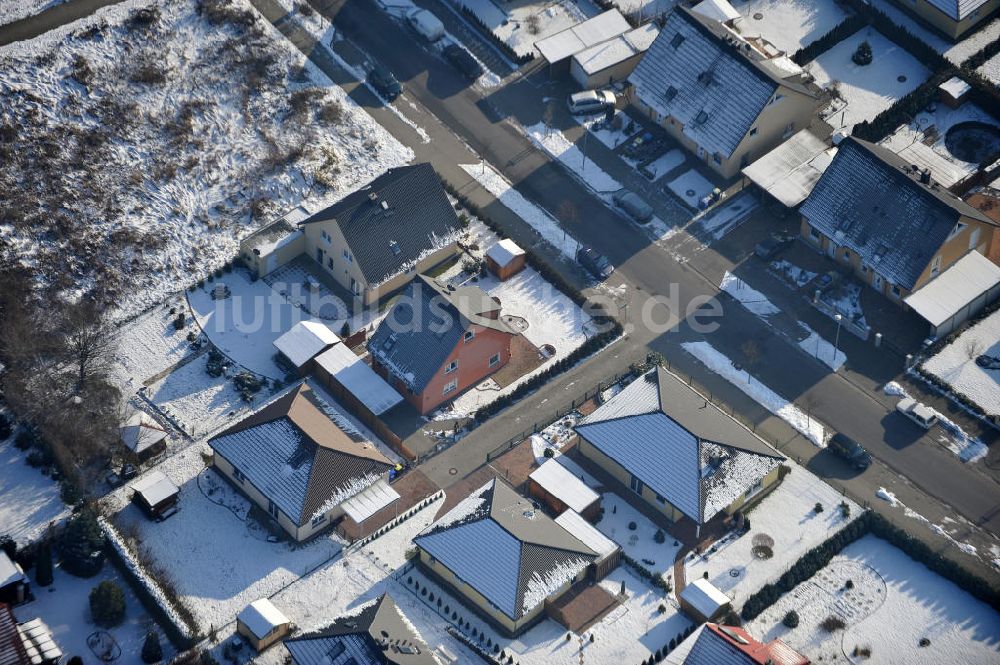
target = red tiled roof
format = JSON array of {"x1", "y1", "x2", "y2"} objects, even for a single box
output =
[{"x1": 706, "y1": 624, "x2": 810, "y2": 665}]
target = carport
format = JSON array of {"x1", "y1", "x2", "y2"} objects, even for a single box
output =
[
  {"x1": 535, "y1": 9, "x2": 630, "y2": 78},
  {"x1": 905, "y1": 251, "x2": 1000, "y2": 337}
]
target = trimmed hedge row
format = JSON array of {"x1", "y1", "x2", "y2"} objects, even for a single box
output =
[
  {"x1": 741, "y1": 511, "x2": 1000, "y2": 622},
  {"x1": 792, "y1": 13, "x2": 867, "y2": 65},
  {"x1": 460, "y1": 6, "x2": 534, "y2": 66}
]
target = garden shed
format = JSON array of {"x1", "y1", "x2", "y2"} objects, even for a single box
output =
[
  {"x1": 236, "y1": 598, "x2": 291, "y2": 651},
  {"x1": 679, "y1": 578, "x2": 731, "y2": 622},
  {"x1": 129, "y1": 470, "x2": 180, "y2": 521},
  {"x1": 485, "y1": 239, "x2": 526, "y2": 281}
]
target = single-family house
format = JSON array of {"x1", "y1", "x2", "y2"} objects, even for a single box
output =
[
  {"x1": 240, "y1": 164, "x2": 463, "y2": 306},
  {"x1": 0, "y1": 554, "x2": 28, "y2": 606},
  {"x1": 895, "y1": 0, "x2": 998, "y2": 40},
  {"x1": 667, "y1": 622, "x2": 810, "y2": 664},
  {"x1": 628, "y1": 6, "x2": 818, "y2": 179},
  {"x1": 237, "y1": 599, "x2": 291, "y2": 652},
  {"x1": 368, "y1": 275, "x2": 515, "y2": 415},
  {"x1": 799, "y1": 137, "x2": 998, "y2": 303},
  {"x1": 273, "y1": 320, "x2": 339, "y2": 375},
  {"x1": 119, "y1": 411, "x2": 168, "y2": 462},
  {"x1": 413, "y1": 478, "x2": 597, "y2": 636},
  {"x1": 284, "y1": 594, "x2": 441, "y2": 665},
  {"x1": 573, "y1": 367, "x2": 784, "y2": 533},
  {"x1": 207, "y1": 383, "x2": 394, "y2": 541}
]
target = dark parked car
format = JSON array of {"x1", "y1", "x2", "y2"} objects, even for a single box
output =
[
  {"x1": 754, "y1": 235, "x2": 792, "y2": 260},
  {"x1": 975, "y1": 354, "x2": 1000, "y2": 369},
  {"x1": 368, "y1": 65, "x2": 401, "y2": 100},
  {"x1": 443, "y1": 44, "x2": 483, "y2": 81},
  {"x1": 828, "y1": 433, "x2": 872, "y2": 470},
  {"x1": 577, "y1": 246, "x2": 614, "y2": 280},
  {"x1": 612, "y1": 188, "x2": 654, "y2": 223}
]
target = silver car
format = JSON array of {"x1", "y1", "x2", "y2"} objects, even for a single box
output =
[{"x1": 612, "y1": 189, "x2": 653, "y2": 223}]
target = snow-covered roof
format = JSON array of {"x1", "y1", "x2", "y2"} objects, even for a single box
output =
[
  {"x1": 535, "y1": 10, "x2": 630, "y2": 64},
  {"x1": 743, "y1": 129, "x2": 834, "y2": 207},
  {"x1": 120, "y1": 412, "x2": 168, "y2": 454},
  {"x1": 238, "y1": 599, "x2": 289, "y2": 639},
  {"x1": 554, "y1": 509, "x2": 619, "y2": 559},
  {"x1": 314, "y1": 344, "x2": 403, "y2": 415},
  {"x1": 572, "y1": 23, "x2": 658, "y2": 75},
  {"x1": 485, "y1": 238, "x2": 525, "y2": 268},
  {"x1": 130, "y1": 470, "x2": 179, "y2": 507},
  {"x1": 905, "y1": 251, "x2": 1000, "y2": 328},
  {"x1": 939, "y1": 75, "x2": 971, "y2": 99},
  {"x1": 575, "y1": 368, "x2": 782, "y2": 524},
  {"x1": 890, "y1": 140, "x2": 970, "y2": 188},
  {"x1": 340, "y1": 477, "x2": 400, "y2": 523},
  {"x1": 926, "y1": 0, "x2": 990, "y2": 21},
  {"x1": 414, "y1": 479, "x2": 595, "y2": 620},
  {"x1": 17, "y1": 618, "x2": 62, "y2": 665},
  {"x1": 680, "y1": 578, "x2": 730, "y2": 618},
  {"x1": 0, "y1": 551, "x2": 24, "y2": 589},
  {"x1": 691, "y1": 0, "x2": 740, "y2": 23},
  {"x1": 274, "y1": 320, "x2": 339, "y2": 369},
  {"x1": 529, "y1": 458, "x2": 600, "y2": 513}
]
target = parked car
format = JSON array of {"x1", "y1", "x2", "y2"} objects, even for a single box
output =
[
  {"x1": 828, "y1": 433, "x2": 872, "y2": 470},
  {"x1": 577, "y1": 246, "x2": 614, "y2": 279},
  {"x1": 368, "y1": 65, "x2": 402, "y2": 100},
  {"x1": 612, "y1": 189, "x2": 653, "y2": 223},
  {"x1": 443, "y1": 44, "x2": 483, "y2": 81},
  {"x1": 754, "y1": 235, "x2": 792, "y2": 260},
  {"x1": 895, "y1": 397, "x2": 938, "y2": 429},
  {"x1": 408, "y1": 9, "x2": 444, "y2": 42},
  {"x1": 567, "y1": 90, "x2": 616, "y2": 115},
  {"x1": 975, "y1": 354, "x2": 1000, "y2": 369}
]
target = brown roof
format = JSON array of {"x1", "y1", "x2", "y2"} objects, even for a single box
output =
[{"x1": 0, "y1": 604, "x2": 28, "y2": 665}]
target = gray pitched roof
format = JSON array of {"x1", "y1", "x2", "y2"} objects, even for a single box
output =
[
  {"x1": 800, "y1": 137, "x2": 993, "y2": 290},
  {"x1": 575, "y1": 368, "x2": 783, "y2": 524},
  {"x1": 285, "y1": 594, "x2": 439, "y2": 665},
  {"x1": 208, "y1": 385, "x2": 391, "y2": 525},
  {"x1": 926, "y1": 0, "x2": 990, "y2": 20},
  {"x1": 413, "y1": 479, "x2": 596, "y2": 621},
  {"x1": 300, "y1": 164, "x2": 461, "y2": 286},
  {"x1": 367, "y1": 276, "x2": 514, "y2": 392},
  {"x1": 628, "y1": 7, "x2": 804, "y2": 158}
]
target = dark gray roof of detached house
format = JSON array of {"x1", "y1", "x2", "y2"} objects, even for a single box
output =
[
  {"x1": 628, "y1": 7, "x2": 812, "y2": 159},
  {"x1": 285, "y1": 594, "x2": 439, "y2": 665},
  {"x1": 300, "y1": 163, "x2": 461, "y2": 286},
  {"x1": 800, "y1": 137, "x2": 994, "y2": 290},
  {"x1": 413, "y1": 479, "x2": 596, "y2": 622},
  {"x1": 367, "y1": 275, "x2": 514, "y2": 393}
]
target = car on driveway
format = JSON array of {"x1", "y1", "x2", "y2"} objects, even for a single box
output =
[
  {"x1": 443, "y1": 44, "x2": 483, "y2": 81},
  {"x1": 828, "y1": 432, "x2": 872, "y2": 470},
  {"x1": 368, "y1": 65, "x2": 402, "y2": 101},
  {"x1": 567, "y1": 90, "x2": 616, "y2": 115},
  {"x1": 896, "y1": 397, "x2": 938, "y2": 429},
  {"x1": 577, "y1": 246, "x2": 614, "y2": 280},
  {"x1": 612, "y1": 189, "x2": 653, "y2": 223}
]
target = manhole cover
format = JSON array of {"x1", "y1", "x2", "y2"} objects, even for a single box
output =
[
  {"x1": 897, "y1": 75, "x2": 907, "y2": 82},
  {"x1": 685, "y1": 189, "x2": 696, "y2": 197},
  {"x1": 729, "y1": 569, "x2": 741, "y2": 577},
  {"x1": 753, "y1": 12, "x2": 763, "y2": 20},
  {"x1": 449, "y1": 467, "x2": 457, "y2": 475}
]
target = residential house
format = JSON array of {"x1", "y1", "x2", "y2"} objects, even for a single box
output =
[
  {"x1": 570, "y1": 23, "x2": 659, "y2": 89},
  {"x1": 628, "y1": 7, "x2": 818, "y2": 179},
  {"x1": 0, "y1": 554, "x2": 28, "y2": 606},
  {"x1": 895, "y1": 0, "x2": 998, "y2": 40},
  {"x1": 667, "y1": 622, "x2": 810, "y2": 665},
  {"x1": 368, "y1": 276, "x2": 515, "y2": 415},
  {"x1": 285, "y1": 594, "x2": 442, "y2": 665},
  {"x1": 412, "y1": 478, "x2": 597, "y2": 636},
  {"x1": 0, "y1": 603, "x2": 29, "y2": 665},
  {"x1": 207, "y1": 383, "x2": 395, "y2": 542},
  {"x1": 573, "y1": 367, "x2": 784, "y2": 534},
  {"x1": 799, "y1": 137, "x2": 998, "y2": 303},
  {"x1": 240, "y1": 164, "x2": 463, "y2": 306}
]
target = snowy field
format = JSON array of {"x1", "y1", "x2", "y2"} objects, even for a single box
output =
[
  {"x1": 461, "y1": 0, "x2": 592, "y2": 59},
  {"x1": 526, "y1": 123, "x2": 623, "y2": 193},
  {"x1": 666, "y1": 169, "x2": 715, "y2": 209},
  {"x1": 747, "y1": 535, "x2": 1000, "y2": 664},
  {"x1": 686, "y1": 462, "x2": 859, "y2": 607},
  {"x1": 732, "y1": 0, "x2": 852, "y2": 55},
  {"x1": 807, "y1": 29, "x2": 930, "y2": 132},
  {"x1": 683, "y1": 341, "x2": 829, "y2": 447},
  {"x1": 868, "y1": 0, "x2": 1000, "y2": 67},
  {"x1": 0, "y1": 0, "x2": 66, "y2": 26},
  {"x1": 0, "y1": 0, "x2": 410, "y2": 317},
  {"x1": 642, "y1": 149, "x2": 686, "y2": 181},
  {"x1": 0, "y1": 433, "x2": 69, "y2": 545},
  {"x1": 111, "y1": 295, "x2": 198, "y2": 393},
  {"x1": 924, "y1": 306, "x2": 1000, "y2": 417}
]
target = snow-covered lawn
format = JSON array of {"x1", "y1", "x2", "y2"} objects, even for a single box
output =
[
  {"x1": 111, "y1": 296, "x2": 198, "y2": 393},
  {"x1": 979, "y1": 51, "x2": 1000, "y2": 86},
  {"x1": 461, "y1": 162, "x2": 580, "y2": 261},
  {"x1": 0, "y1": 0, "x2": 66, "y2": 26},
  {"x1": 596, "y1": 492, "x2": 682, "y2": 577},
  {"x1": 807, "y1": 29, "x2": 930, "y2": 132},
  {"x1": 665, "y1": 169, "x2": 715, "y2": 208},
  {"x1": 682, "y1": 341, "x2": 829, "y2": 447},
  {"x1": 686, "y1": 462, "x2": 859, "y2": 607},
  {"x1": 747, "y1": 535, "x2": 1000, "y2": 664},
  {"x1": 0, "y1": 433, "x2": 69, "y2": 545},
  {"x1": 0, "y1": 0, "x2": 410, "y2": 317},
  {"x1": 461, "y1": 0, "x2": 592, "y2": 59},
  {"x1": 882, "y1": 382, "x2": 988, "y2": 464},
  {"x1": 14, "y1": 560, "x2": 170, "y2": 665},
  {"x1": 924, "y1": 307, "x2": 1000, "y2": 417},
  {"x1": 605, "y1": 0, "x2": 676, "y2": 21},
  {"x1": 868, "y1": 0, "x2": 1000, "y2": 66},
  {"x1": 102, "y1": 442, "x2": 345, "y2": 634},
  {"x1": 642, "y1": 149, "x2": 686, "y2": 181},
  {"x1": 733, "y1": 0, "x2": 852, "y2": 54},
  {"x1": 526, "y1": 123, "x2": 623, "y2": 193}
]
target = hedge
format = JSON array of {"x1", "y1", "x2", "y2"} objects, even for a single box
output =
[
  {"x1": 792, "y1": 14, "x2": 867, "y2": 65},
  {"x1": 460, "y1": 6, "x2": 534, "y2": 66}
]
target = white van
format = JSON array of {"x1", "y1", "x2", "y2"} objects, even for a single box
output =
[
  {"x1": 567, "y1": 90, "x2": 616, "y2": 115},
  {"x1": 408, "y1": 9, "x2": 444, "y2": 43},
  {"x1": 895, "y1": 397, "x2": 938, "y2": 430}
]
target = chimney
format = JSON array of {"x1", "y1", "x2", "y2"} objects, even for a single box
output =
[
  {"x1": 919, "y1": 169, "x2": 931, "y2": 185},
  {"x1": 368, "y1": 191, "x2": 378, "y2": 203}
]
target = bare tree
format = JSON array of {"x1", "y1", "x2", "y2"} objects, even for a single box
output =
[
  {"x1": 61, "y1": 299, "x2": 116, "y2": 393},
  {"x1": 964, "y1": 338, "x2": 986, "y2": 361}
]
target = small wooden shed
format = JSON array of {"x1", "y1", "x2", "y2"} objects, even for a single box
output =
[
  {"x1": 485, "y1": 239, "x2": 526, "y2": 281},
  {"x1": 120, "y1": 412, "x2": 168, "y2": 462},
  {"x1": 130, "y1": 471, "x2": 180, "y2": 521},
  {"x1": 236, "y1": 599, "x2": 291, "y2": 651},
  {"x1": 679, "y1": 578, "x2": 731, "y2": 622}
]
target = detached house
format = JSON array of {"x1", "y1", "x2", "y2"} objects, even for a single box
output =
[
  {"x1": 241, "y1": 164, "x2": 462, "y2": 306},
  {"x1": 574, "y1": 368, "x2": 784, "y2": 534},
  {"x1": 208, "y1": 384, "x2": 395, "y2": 541},
  {"x1": 896, "y1": 0, "x2": 998, "y2": 40},
  {"x1": 799, "y1": 137, "x2": 998, "y2": 303},
  {"x1": 368, "y1": 276, "x2": 515, "y2": 415},
  {"x1": 628, "y1": 6, "x2": 817, "y2": 179}
]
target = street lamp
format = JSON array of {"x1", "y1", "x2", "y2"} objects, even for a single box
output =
[{"x1": 833, "y1": 314, "x2": 843, "y2": 370}]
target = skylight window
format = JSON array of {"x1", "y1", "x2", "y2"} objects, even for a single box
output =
[
  {"x1": 695, "y1": 110, "x2": 709, "y2": 124},
  {"x1": 664, "y1": 85, "x2": 678, "y2": 102},
  {"x1": 389, "y1": 240, "x2": 401, "y2": 256},
  {"x1": 670, "y1": 33, "x2": 685, "y2": 49}
]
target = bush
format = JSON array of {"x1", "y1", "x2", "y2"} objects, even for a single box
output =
[
  {"x1": 852, "y1": 40, "x2": 873, "y2": 66},
  {"x1": 792, "y1": 14, "x2": 866, "y2": 65},
  {"x1": 0, "y1": 536, "x2": 14, "y2": 561},
  {"x1": 61, "y1": 479, "x2": 83, "y2": 506},
  {"x1": 782, "y1": 610, "x2": 799, "y2": 628},
  {"x1": 207, "y1": 348, "x2": 226, "y2": 377},
  {"x1": 35, "y1": 541, "x2": 53, "y2": 587},
  {"x1": 840, "y1": 501, "x2": 851, "y2": 519},
  {"x1": 845, "y1": 579, "x2": 854, "y2": 589},
  {"x1": 654, "y1": 529, "x2": 665, "y2": 544},
  {"x1": 543, "y1": 447, "x2": 555, "y2": 458},
  {"x1": 0, "y1": 413, "x2": 11, "y2": 440},
  {"x1": 814, "y1": 502, "x2": 824, "y2": 513},
  {"x1": 90, "y1": 580, "x2": 126, "y2": 627},
  {"x1": 820, "y1": 615, "x2": 846, "y2": 632},
  {"x1": 627, "y1": 521, "x2": 637, "y2": 531},
  {"x1": 173, "y1": 313, "x2": 185, "y2": 330},
  {"x1": 14, "y1": 429, "x2": 36, "y2": 450},
  {"x1": 141, "y1": 631, "x2": 162, "y2": 663},
  {"x1": 59, "y1": 509, "x2": 105, "y2": 577},
  {"x1": 233, "y1": 371, "x2": 265, "y2": 402},
  {"x1": 657, "y1": 603, "x2": 666, "y2": 614}
]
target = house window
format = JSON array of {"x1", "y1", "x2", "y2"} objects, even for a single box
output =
[
  {"x1": 233, "y1": 467, "x2": 246, "y2": 484},
  {"x1": 930, "y1": 255, "x2": 941, "y2": 277},
  {"x1": 861, "y1": 264, "x2": 868, "y2": 274},
  {"x1": 842, "y1": 248, "x2": 851, "y2": 262},
  {"x1": 489, "y1": 353, "x2": 501, "y2": 368},
  {"x1": 745, "y1": 478, "x2": 763, "y2": 499},
  {"x1": 267, "y1": 500, "x2": 279, "y2": 518},
  {"x1": 327, "y1": 257, "x2": 333, "y2": 269},
  {"x1": 444, "y1": 360, "x2": 458, "y2": 374},
  {"x1": 320, "y1": 230, "x2": 332, "y2": 245},
  {"x1": 873, "y1": 274, "x2": 883, "y2": 290},
  {"x1": 350, "y1": 278, "x2": 361, "y2": 296},
  {"x1": 655, "y1": 493, "x2": 666, "y2": 505},
  {"x1": 342, "y1": 249, "x2": 353, "y2": 263},
  {"x1": 947, "y1": 222, "x2": 967, "y2": 241},
  {"x1": 749, "y1": 127, "x2": 758, "y2": 137},
  {"x1": 891, "y1": 284, "x2": 902, "y2": 298},
  {"x1": 713, "y1": 153, "x2": 722, "y2": 165},
  {"x1": 629, "y1": 474, "x2": 643, "y2": 495},
  {"x1": 970, "y1": 227, "x2": 981, "y2": 250},
  {"x1": 443, "y1": 379, "x2": 458, "y2": 395},
  {"x1": 809, "y1": 226, "x2": 821, "y2": 242},
  {"x1": 311, "y1": 513, "x2": 327, "y2": 527},
  {"x1": 464, "y1": 330, "x2": 475, "y2": 343}
]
